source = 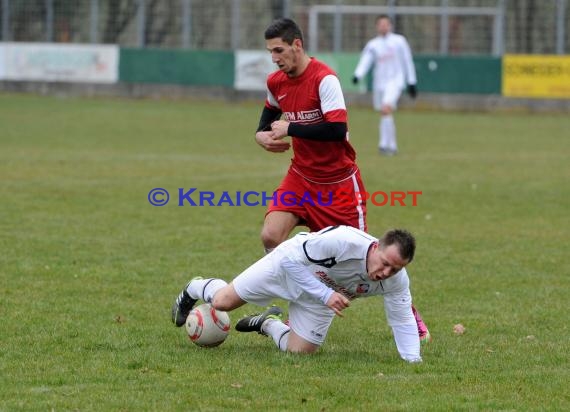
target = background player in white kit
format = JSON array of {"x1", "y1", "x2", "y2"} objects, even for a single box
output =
[
  {"x1": 352, "y1": 14, "x2": 418, "y2": 155},
  {"x1": 172, "y1": 225, "x2": 423, "y2": 363}
]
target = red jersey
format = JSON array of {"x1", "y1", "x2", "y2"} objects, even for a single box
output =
[{"x1": 265, "y1": 58, "x2": 357, "y2": 183}]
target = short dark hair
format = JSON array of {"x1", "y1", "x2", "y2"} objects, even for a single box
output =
[
  {"x1": 376, "y1": 14, "x2": 392, "y2": 23},
  {"x1": 379, "y1": 229, "x2": 416, "y2": 263},
  {"x1": 265, "y1": 18, "x2": 304, "y2": 45}
]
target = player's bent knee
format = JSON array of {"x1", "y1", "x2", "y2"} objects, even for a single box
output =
[
  {"x1": 260, "y1": 226, "x2": 287, "y2": 250},
  {"x1": 211, "y1": 285, "x2": 244, "y2": 312},
  {"x1": 260, "y1": 231, "x2": 280, "y2": 250},
  {"x1": 286, "y1": 331, "x2": 321, "y2": 354},
  {"x1": 261, "y1": 212, "x2": 300, "y2": 250},
  {"x1": 287, "y1": 345, "x2": 319, "y2": 354}
]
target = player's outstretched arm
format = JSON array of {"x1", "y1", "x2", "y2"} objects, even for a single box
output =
[
  {"x1": 383, "y1": 288, "x2": 422, "y2": 363},
  {"x1": 391, "y1": 323, "x2": 422, "y2": 363},
  {"x1": 281, "y1": 256, "x2": 334, "y2": 305}
]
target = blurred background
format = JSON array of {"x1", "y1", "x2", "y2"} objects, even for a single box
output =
[
  {"x1": 0, "y1": 1, "x2": 568, "y2": 110},
  {"x1": 1, "y1": 0, "x2": 567, "y2": 54}
]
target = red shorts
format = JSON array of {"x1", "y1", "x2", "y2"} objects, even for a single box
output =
[{"x1": 266, "y1": 167, "x2": 367, "y2": 232}]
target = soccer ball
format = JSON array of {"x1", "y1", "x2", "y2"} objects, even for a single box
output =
[{"x1": 185, "y1": 303, "x2": 230, "y2": 347}]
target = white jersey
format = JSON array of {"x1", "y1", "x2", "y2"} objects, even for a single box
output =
[
  {"x1": 278, "y1": 226, "x2": 411, "y2": 307},
  {"x1": 232, "y1": 225, "x2": 420, "y2": 361},
  {"x1": 354, "y1": 32, "x2": 417, "y2": 91},
  {"x1": 273, "y1": 225, "x2": 420, "y2": 361}
]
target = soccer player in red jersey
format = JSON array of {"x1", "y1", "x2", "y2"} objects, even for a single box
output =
[
  {"x1": 253, "y1": 18, "x2": 430, "y2": 344},
  {"x1": 255, "y1": 18, "x2": 366, "y2": 251}
]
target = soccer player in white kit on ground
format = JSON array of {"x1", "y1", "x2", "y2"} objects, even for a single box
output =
[
  {"x1": 171, "y1": 225, "x2": 423, "y2": 363},
  {"x1": 352, "y1": 14, "x2": 418, "y2": 155}
]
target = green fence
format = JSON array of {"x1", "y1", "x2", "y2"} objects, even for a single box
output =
[
  {"x1": 118, "y1": 48, "x2": 501, "y2": 95},
  {"x1": 119, "y1": 49, "x2": 234, "y2": 87},
  {"x1": 414, "y1": 55, "x2": 501, "y2": 94},
  {"x1": 317, "y1": 53, "x2": 501, "y2": 95}
]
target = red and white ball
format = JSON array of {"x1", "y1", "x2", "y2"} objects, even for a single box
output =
[{"x1": 185, "y1": 303, "x2": 230, "y2": 347}]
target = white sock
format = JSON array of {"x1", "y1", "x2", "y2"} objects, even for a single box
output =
[
  {"x1": 187, "y1": 278, "x2": 228, "y2": 302},
  {"x1": 383, "y1": 115, "x2": 397, "y2": 151},
  {"x1": 262, "y1": 318, "x2": 290, "y2": 352},
  {"x1": 379, "y1": 117, "x2": 388, "y2": 149}
]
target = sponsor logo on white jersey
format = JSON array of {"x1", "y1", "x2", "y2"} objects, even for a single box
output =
[{"x1": 315, "y1": 271, "x2": 356, "y2": 300}]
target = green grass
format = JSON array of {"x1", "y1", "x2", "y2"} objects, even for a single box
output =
[{"x1": 1, "y1": 93, "x2": 569, "y2": 411}]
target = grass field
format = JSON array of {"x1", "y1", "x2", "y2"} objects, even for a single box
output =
[{"x1": 1, "y1": 92, "x2": 569, "y2": 411}]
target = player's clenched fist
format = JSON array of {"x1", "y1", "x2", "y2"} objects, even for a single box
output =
[
  {"x1": 326, "y1": 292, "x2": 350, "y2": 316},
  {"x1": 255, "y1": 131, "x2": 291, "y2": 153}
]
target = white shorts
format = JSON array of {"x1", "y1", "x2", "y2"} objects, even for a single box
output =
[
  {"x1": 232, "y1": 249, "x2": 336, "y2": 345},
  {"x1": 372, "y1": 81, "x2": 403, "y2": 111}
]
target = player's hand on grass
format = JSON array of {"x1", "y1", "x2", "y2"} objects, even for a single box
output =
[
  {"x1": 326, "y1": 292, "x2": 350, "y2": 317},
  {"x1": 255, "y1": 130, "x2": 291, "y2": 153}
]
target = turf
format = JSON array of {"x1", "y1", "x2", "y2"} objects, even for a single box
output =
[{"x1": 1, "y1": 93, "x2": 569, "y2": 411}]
